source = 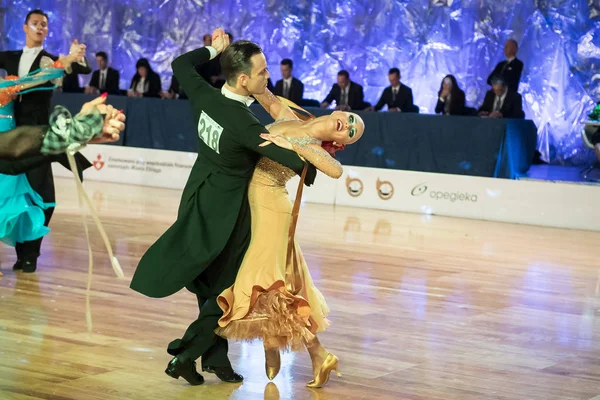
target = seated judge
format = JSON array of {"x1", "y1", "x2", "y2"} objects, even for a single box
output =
[
  {"x1": 435, "y1": 75, "x2": 466, "y2": 115},
  {"x1": 162, "y1": 75, "x2": 187, "y2": 99},
  {"x1": 128, "y1": 58, "x2": 161, "y2": 98},
  {"x1": 273, "y1": 59, "x2": 304, "y2": 104},
  {"x1": 321, "y1": 70, "x2": 367, "y2": 111},
  {"x1": 197, "y1": 32, "x2": 234, "y2": 89},
  {"x1": 86, "y1": 51, "x2": 120, "y2": 95},
  {"x1": 487, "y1": 39, "x2": 524, "y2": 92},
  {"x1": 61, "y1": 52, "x2": 93, "y2": 93},
  {"x1": 478, "y1": 76, "x2": 525, "y2": 119},
  {"x1": 369, "y1": 68, "x2": 416, "y2": 112}
]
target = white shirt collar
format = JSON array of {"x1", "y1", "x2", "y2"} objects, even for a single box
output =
[
  {"x1": 496, "y1": 89, "x2": 508, "y2": 101},
  {"x1": 284, "y1": 76, "x2": 293, "y2": 84},
  {"x1": 221, "y1": 85, "x2": 255, "y2": 107},
  {"x1": 506, "y1": 56, "x2": 516, "y2": 63},
  {"x1": 23, "y1": 46, "x2": 42, "y2": 55}
]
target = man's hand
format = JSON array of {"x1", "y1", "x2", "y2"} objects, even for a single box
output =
[
  {"x1": 335, "y1": 105, "x2": 351, "y2": 111},
  {"x1": 489, "y1": 111, "x2": 503, "y2": 119},
  {"x1": 478, "y1": 111, "x2": 489, "y2": 117},
  {"x1": 84, "y1": 86, "x2": 99, "y2": 95},
  {"x1": 211, "y1": 28, "x2": 230, "y2": 54},
  {"x1": 320, "y1": 102, "x2": 330, "y2": 108},
  {"x1": 388, "y1": 107, "x2": 400, "y2": 112}
]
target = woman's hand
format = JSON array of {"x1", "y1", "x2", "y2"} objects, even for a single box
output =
[
  {"x1": 211, "y1": 28, "x2": 230, "y2": 54},
  {"x1": 77, "y1": 94, "x2": 125, "y2": 143},
  {"x1": 258, "y1": 133, "x2": 293, "y2": 150}
]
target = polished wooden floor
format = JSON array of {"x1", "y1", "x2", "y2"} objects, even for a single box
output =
[{"x1": 1, "y1": 178, "x2": 599, "y2": 400}]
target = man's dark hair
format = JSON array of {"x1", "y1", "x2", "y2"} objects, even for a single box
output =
[
  {"x1": 337, "y1": 70, "x2": 349, "y2": 79},
  {"x1": 388, "y1": 68, "x2": 400, "y2": 77},
  {"x1": 281, "y1": 59, "x2": 293, "y2": 68},
  {"x1": 96, "y1": 51, "x2": 108, "y2": 61},
  {"x1": 25, "y1": 9, "x2": 48, "y2": 24},
  {"x1": 491, "y1": 75, "x2": 506, "y2": 86},
  {"x1": 221, "y1": 40, "x2": 263, "y2": 86},
  {"x1": 507, "y1": 39, "x2": 519, "y2": 49}
]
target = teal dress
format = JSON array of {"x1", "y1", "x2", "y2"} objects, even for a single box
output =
[{"x1": 0, "y1": 70, "x2": 63, "y2": 246}]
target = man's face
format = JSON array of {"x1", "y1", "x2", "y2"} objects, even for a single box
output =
[
  {"x1": 388, "y1": 72, "x2": 400, "y2": 87},
  {"x1": 24, "y1": 14, "x2": 48, "y2": 45},
  {"x1": 96, "y1": 56, "x2": 107, "y2": 70},
  {"x1": 492, "y1": 82, "x2": 506, "y2": 97},
  {"x1": 504, "y1": 40, "x2": 517, "y2": 58},
  {"x1": 203, "y1": 34, "x2": 212, "y2": 47},
  {"x1": 280, "y1": 64, "x2": 292, "y2": 79},
  {"x1": 337, "y1": 75, "x2": 349, "y2": 89},
  {"x1": 242, "y1": 53, "x2": 270, "y2": 95}
]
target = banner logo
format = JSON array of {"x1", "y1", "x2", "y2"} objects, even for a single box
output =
[
  {"x1": 410, "y1": 183, "x2": 477, "y2": 203},
  {"x1": 93, "y1": 154, "x2": 105, "y2": 170},
  {"x1": 346, "y1": 176, "x2": 363, "y2": 197},
  {"x1": 376, "y1": 178, "x2": 394, "y2": 200}
]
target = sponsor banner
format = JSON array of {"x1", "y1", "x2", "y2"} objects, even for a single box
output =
[
  {"x1": 55, "y1": 147, "x2": 600, "y2": 231},
  {"x1": 336, "y1": 166, "x2": 484, "y2": 218},
  {"x1": 335, "y1": 166, "x2": 600, "y2": 231},
  {"x1": 285, "y1": 174, "x2": 337, "y2": 205},
  {"x1": 53, "y1": 145, "x2": 338, "y2": 204},
  {"x1": 52, "y1": 145, "x2": 197, "y2": 190}
]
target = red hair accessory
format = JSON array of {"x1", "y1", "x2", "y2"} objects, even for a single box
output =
[{"x1": 321, "y1": 141, "x2": 346, "y2": 158}]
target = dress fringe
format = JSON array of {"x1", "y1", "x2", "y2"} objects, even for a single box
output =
[{"x1": 216, "y1": 286, "x2": 330, "y2": 351}]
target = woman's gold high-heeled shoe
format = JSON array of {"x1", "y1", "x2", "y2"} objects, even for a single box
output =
[
  {"x1": 307, "y1": 353, "x2": 341, "y2": 388},
  {"x1": 265, "y1": 348, "x2": 281, "y2": 380}
]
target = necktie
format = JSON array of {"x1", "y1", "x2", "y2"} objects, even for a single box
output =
[
  {"x1": 284, "y1": 81, "x2": 289, "y2": 99},
  {"x1": 392, "y1": 88, "x2": 397, "y2": 103},
  {"x1": 494, "y1": 96, "x2": 502, "y2": 112},
  {"x1": 340, "y1": 88, "x2": 347, "y2": 106},
  {"x1": 100, "y1": 71, "x2": 106, "y2": 91}
]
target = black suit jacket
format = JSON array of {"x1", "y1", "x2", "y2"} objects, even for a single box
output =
[
  {"x1": 323, "y1": 81, "x2": 366, "y2": 110},
  {"x1": 274, "y1": 77, "x2": 304, "y2": 104},
  {"x1": 197, "y1": 55, "x2": 221, "y2": 86},
  {"x1": 55, "y1": 58, "x2": 93, "y2": 93},
  {"x1": 487, "y1": 58, "x2": 524, "y2": 92},
  {"x1": 168, "y1": 75, "x2": 187, "y2": 99},
  {"x1": 435, "y1": 89, "x2": 466, "y2": 115},
  {"x1": 478, "y1": 90, "x2": 525, "y2": 119},
  {"x1": 129, "y1": 70, "x2": 162, "y2": 98},
  {"x1": 89, "y1": 67, "x2": 120, "y2": 94},
  {"x1": 375, "y1": 84, "x2": 417, "y2": 112},
  {"x1": 0, "y1": 49, "x2": 92, "y2": 201}
]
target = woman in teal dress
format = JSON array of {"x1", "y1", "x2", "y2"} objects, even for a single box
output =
[
  {"x1": 0, "y1": 64, "x2": 66, "y2": 248},
  {"x1": 0, "y1": 58, "x2": 121, "y2": 254}
]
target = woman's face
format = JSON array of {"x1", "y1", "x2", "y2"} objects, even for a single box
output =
[
  {"x1": 443, "y1": 77, "x2": 453, "y2": 91},
  {"x1": 138, "y1": 66, "x2": 148, "y2": 78},
  {"x1": 312, "y1": 111, "x2": 364, "y2": 145}
]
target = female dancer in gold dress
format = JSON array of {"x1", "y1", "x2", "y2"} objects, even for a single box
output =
[{"x1": 215, "y1": 89, "x2": 364, "y2": 388}]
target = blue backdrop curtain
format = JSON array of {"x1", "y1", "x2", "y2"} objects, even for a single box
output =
[{"x1": 2, "y1": 0, "x2": 598, "y2": 165}]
